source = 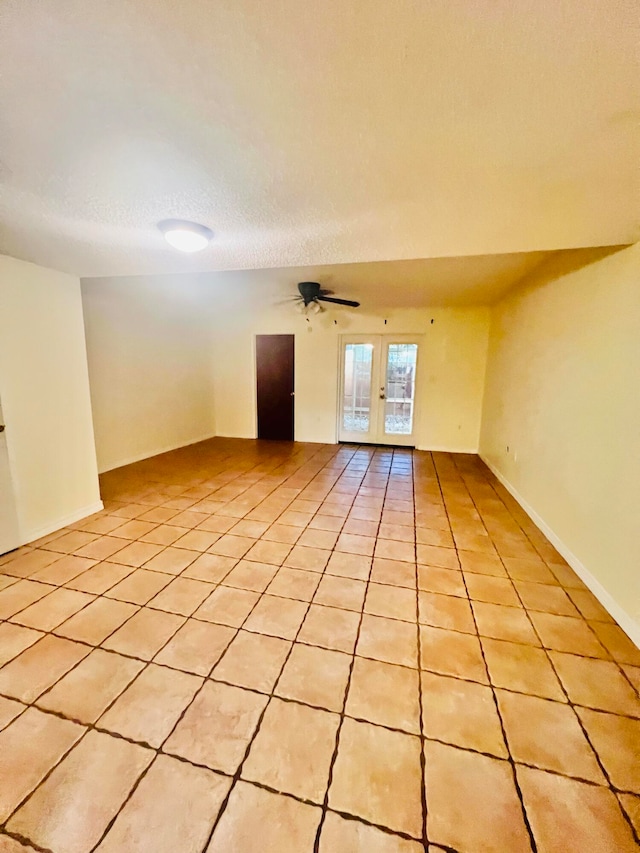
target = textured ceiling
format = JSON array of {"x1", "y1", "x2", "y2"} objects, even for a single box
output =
[
  {"x1": 96, "y1": 250, "x2": 553, "y2": 309},
  {"x1": 0, "y1": 0, "x2": 638, "y2": 278}
]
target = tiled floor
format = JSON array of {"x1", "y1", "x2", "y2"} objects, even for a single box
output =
[{"x1": 0, "y1": 438, "x2": 638, "y2": 852}]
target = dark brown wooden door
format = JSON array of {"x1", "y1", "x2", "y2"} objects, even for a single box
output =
[{"x1": 256, "y1": 334, "x2": 295, "y2": 441}]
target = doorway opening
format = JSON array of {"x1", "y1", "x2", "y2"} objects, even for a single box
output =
[{"x1": 338, "y1": 335, "x2": 421, "y2": 446}]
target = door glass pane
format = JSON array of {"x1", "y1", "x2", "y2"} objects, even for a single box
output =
[
  {"x1": 342, "y1": 344, "x2": 373, "y2": 432},
  {"x1": 384, "y1": 344, "x2": 418, "y2": 435}
]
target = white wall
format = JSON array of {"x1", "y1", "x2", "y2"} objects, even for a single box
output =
[
  {"x1": 480, "y1": 243, "x2": 640, "y2": 639},
  {"x1": 82, "y1": 276, "x2": 216, "y2": 472},
  {"x1": 0, "y1": 255, "x2": 101, "y2": 543},
  {"x1": 208, "y1": 277, "x2": 489, "y2": 451}
]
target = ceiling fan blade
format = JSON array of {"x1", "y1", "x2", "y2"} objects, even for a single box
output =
[{"x1": 317, "y1": 295, "x2": 360, "y2": 307}]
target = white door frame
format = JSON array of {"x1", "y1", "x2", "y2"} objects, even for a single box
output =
[{"x1": 337, "y1": 334, "x2": 423, "y2": 446}]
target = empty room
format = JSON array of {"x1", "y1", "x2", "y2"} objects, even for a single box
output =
[{"x1": 0, "y1": 2, "x2": 638, "y2": 852}]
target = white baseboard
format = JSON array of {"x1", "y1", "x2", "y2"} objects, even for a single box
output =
[
  {"x1": 99, "y1": 432, "x2": 217, "y2": 473},
  {"x1": 416, "y1": 445, "x2": 479, "y2": 454},
  {"x1": 480, "y1": 454, "x2": 640, "y2": 648},
  {"x1": 25, "y1": 499, "x2": 105, "y2": 545}
]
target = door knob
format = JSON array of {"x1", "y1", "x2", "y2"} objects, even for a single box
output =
[{"x1": 0, "y1": 425, "x2": 5, "y2": 433}]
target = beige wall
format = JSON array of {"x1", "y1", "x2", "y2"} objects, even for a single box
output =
[
  {"x1": 0, "y1": 255, "x2": 101, "y2": 542},
  {"x1": 82, "y1": 276, "x2": 216, "y2": 472},
  {"x1": 208, "y1": 277, "x2": 489, "y2": 451},
  {"x1": 480, "y1": 244, "x2": 640, "y2": 640}
]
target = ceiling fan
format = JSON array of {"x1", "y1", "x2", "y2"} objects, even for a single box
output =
[{"x1": 294, "y1": 281, "x2": 360, "y2": 313}]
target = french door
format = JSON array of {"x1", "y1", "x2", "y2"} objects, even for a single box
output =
[{"x1": 338, "y1": 335, "x2": 421, "y2": 446}]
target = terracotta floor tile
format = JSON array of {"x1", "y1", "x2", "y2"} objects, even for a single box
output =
[
  {"x1": 471, "y1": 601, "x2": 540, "y2": 645},
  {"x1": 517, "y1": 765, "x2": 638, "y2": 852},
  {"x1": 326, "y1": 551, "x2": 371, "y2": 580},
  {"x1": 169, "y1": 528, "x2": 221, "y2": 552},
  {"x1": 378, "y1": 522, "x2": 415, "y2": 543},
  {"x1": 41, "y1": 530, "x2": 99, "y2": 554},
  {"x1": 497, "y1": 690, "x2": 604, "y2": 782},
  {"x1": 335, "y1": 533, "x2": 375, "y2": 557},
  {"x1": 458, "y1": 551, "x2": 507, "y2": 577},
  {"x1": 346, "y1": 657, "x2": 420, "y2": 734},
  {"x1": 284, "y1": 544, "x2": 332, "y2": 571},
  {"x1": 373, "y1": 539, "x2": 414, "y2": 563},
  {"x1": 108, "y1": 519, "x2": 158, "y2": 540},
  {"x1": 416, "y1": 527, "x2": 454, "y2": 548},
  {"x1": 464, "y1": 573, "x2": 520, "y2": 607},
  {"x1": 31, "y1": 555, "x2": 97, "y2": 586},
  {"x1": 194, "y1": 586, "x2": 259, "y2": 627},
  {"x1": 299, "y1": 604, "x2": 361, "y2": 653},
  {"x1": 568, "y1": 587, "x2": 615, "y2": 622},
  {"x1": 221, "y1": 559, "x2": 278, "y2": 593},
  {"x1": 0, "y1": 635, "x2": 90, "y2": 702},
  {"x1": 0, "y1": 623, "x2": 43, "y2": 666},
  {"x1": 482, "y1": 637, "x2": 565, "y2": 700},
  {"x1": 550, "y1": 652, "x2": 640, "y2": 716},
  {"x1": 96, "y1": 754, "x2": 231, "y2": 853},
  {"x1": 588, "y1": 622, "x2": 640, "y2": 666},
  {"x1": 3, "y1": 549, "x2": 65, "y2": 577},
  {"x1": 419, "y1": 591, "x2": 475, "y2": 633},
  {"x1": 182, "y1": 552, "x2": 238, "y2": 583},
  {"x1": 576, "y1": 707, "x2": 640, "y2": 792},
  {"x1": 329, "y1": 718, "x2": 423, "y2": 837},
  {"x1": 141, "y1": 523, "x2": 191, "y2": 545},
  {"x1": 38, "y1": 649, "x2": 144, "y2": 723},
  {"x1": 10, "y1": 587, "x2": 94, "y2": 631},
  {"x1": 104, "y1": 567, "x2": 172, "y2": 604},
  {"x1": 261, "y1": 522, "x2": 304, "y2": 543},
  {"x1": 243, "y1": 594, "x2": 308, "y2": 640},
  {"x1": 102, "y1": 608, "x2": 185, "y2": 660},
  {"x1": 358, "y1": 614, "x2": 418, "y2": 668},
  {"x1": 422, "y1": 671, "x2": 507, "y2": 756},
  {"x1": 370, "y1": 557, "x2": 416, "y2": 588},
  {"x1": 148, "y1": 576, "x2": 214, "y2": 615},
  {"x1": 420, "y1": 625, "x2": 488, "y2": 683},
  {"x1": 154, "y1": 619, "x2": 235, "y2": 675},
  {"x1": 0, "y1": 707, "x2": 84, "y2": 822},
  {"x1": 76, "y1": 535, "x2": 129, "y2": 561},
  {"x1": 0, "y1": 580, "x2": 54, "y2": 619},
  {"x1": 623, "y1": 664, "x2": 640, "y2": 692},
  {"x1": 243, "y1": 697, "x2": 339, "y2": 801},
  {"x1": 618, "y1": 793, "x2": 640, "y2": 835},
  {"x1": 0, "y1": 695, "x2": 25, "y2": 729},
  {"x1": 417, "y1": 566, "x2": 466, "y2": 597},
  {"x1": 141, "y1": 546, "x2": 198, "y2": 575},
  {"x1": 165, "y1": 681, "x2": 267, "y2": 773},
  {"x1": 308, "y1": 514, "x2": 344, "y2": 532},
  {"x1": 514, "y1": 580, "x2": 580, "y2": 616},
  {"x1": 99, "y1": 663, "x2": 202, "y2": 747},
  {"x1": 416, "y1": 545, "x2": 459, "y2": 569},
  {"x1": 7, "y1": 730, "x2": 153, "y2": 853},
  {"x1": 243, "y1": 539, "x2": 290, "y2": 565},
  {"x1": 205, "y1": 781, "x2": 321, "y2": 853},
  {"x1": 266, "y1": 566, "x2": 321, "y2": 601},
  {"x1": 167, "y1": 510, "x2": 210, "y2": 528},
  {"x1": 529, "y1": 611, "x2": 609, "y2": 658},
  {"x1": 365, "y1": 583, "x2": 416, "y2": 622},
  {"x1": 453, "y1": 531, "x2": 496, "y2": 554},
  {"x1": 382, "y1": 510, "x2": 413, "y2": 527},
  {"x1": 424, "y1": 741, "x2": 531, "y2": 852},
  {"x1": 56, "y1": 597, "x2": 137, "y2": 645},
  {"x1": 276, "y1": 644, "x2": 351, "y2": 711},
  {"x1": 312, "y1": 576, "x2": 363, "y2": 612},
  {"x1": 213, "y1": 630, "x2": 290, "y2": 691},
  {"x1": 319, "y1": 810, "x2": 423, "y2": 852},
  {"x1": 65, "y1": 561, "x2": 132, "y2": 594},
  {"x1": 503, "y1": 556, "x2": 558, "y2": 584},
  {"x1": 342, "y1": 518, "x2": 379, "y2": 537}
]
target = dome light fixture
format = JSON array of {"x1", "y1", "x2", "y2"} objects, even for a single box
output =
[{"x1": 158, "y1": 219, "x2": 213, "y2": 252}]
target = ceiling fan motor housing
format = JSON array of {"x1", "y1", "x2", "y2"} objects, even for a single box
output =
[{"x1": 297, "y1": 281, "x2": 321, "y2": 305}]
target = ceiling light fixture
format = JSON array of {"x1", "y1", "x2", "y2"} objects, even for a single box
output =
[{"x1": 158, "y1": 219, "x2": 213, "y2": 253}]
